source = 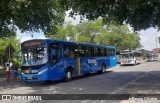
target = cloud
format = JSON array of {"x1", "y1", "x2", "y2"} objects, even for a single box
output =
[
  {"x1": 37, "y1": 36, "x2": 47, "y2": 39},
  {"x1": 139, "y1": 27, "x2": 160, "y2": 51},
  {"x1": 65, "y1": 11, "x2": 81, "y2": 25},
  {"x1": 21, "y1": 36, "x2": 48, "y2": 43},
  {"x1": 20, "y1": 35, "x2": 48, "y2": 43},
  {"x1": 20, "y1": 36, "x2": 33, "y2": 43}
]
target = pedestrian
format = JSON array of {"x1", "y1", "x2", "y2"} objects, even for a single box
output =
[
  {"x1": 13, "y1": 68, "x2": 18, "y2": 81},
  {"x1": 6, "y1": 63, "x2": 10, "y2": 83}
]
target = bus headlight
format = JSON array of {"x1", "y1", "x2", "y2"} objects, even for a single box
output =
[{"x1": 38, "y1": 68, "x2": 48, "y2": 75}]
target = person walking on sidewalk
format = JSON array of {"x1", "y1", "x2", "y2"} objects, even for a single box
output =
[{"x1": 6, "y1": 63, "x2": 10, "y2": 83}]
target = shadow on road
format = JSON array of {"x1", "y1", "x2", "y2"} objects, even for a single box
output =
[
  {"x1": 0, "y1": 71, "x2": 113, "y2": 90},
  {"x1": 1, "y1": 70, "x2": 160, "y2": 96},
  {"x1": 25, "y1": 71, "x2": 113, "y2": 86}
]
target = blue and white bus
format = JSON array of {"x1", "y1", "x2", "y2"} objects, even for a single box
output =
[{"x1": 20, "y1": 39, "x2": 117, "y2": 82}]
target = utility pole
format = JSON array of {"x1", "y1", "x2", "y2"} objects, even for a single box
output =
[
  {"x1": 156, "y1": 35, "x2": 157, "y2": 49},
  {"x1": 9, "y1": 43, "x2": 10, "y2": 69}
]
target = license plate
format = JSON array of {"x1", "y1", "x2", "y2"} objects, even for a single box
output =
[
  {"x1": 122, "y1": 60, "x2": 127, "y2": 63},
  {"x1": 27, "y1": 77, "x2": 32, "y2": 80},
  {"x1": 27, "y1": 75, "x2": 32, "y2": 80}
]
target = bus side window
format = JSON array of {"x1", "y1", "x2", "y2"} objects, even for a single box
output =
[
  {"x1": 64, "y1": 46, "x2": 70, "y2": 58},
  {"x1": 110, "y1": 49, "x2": 113, "y2": 56},
  {"x1": 104, "y1": 48, "x2": 108, "y2": 56},
  {"x1": 85, "y1": 46, "x2": 91, "y2": 57},
  {"x1": 101, "y1": 48, "x2": 104, "y2": 56},
  {"x1": 98, "y1": 48, "x2": 101, "y2": 56},
  {"x1": 90, "y1": 47, "x2": 94, "y2": 57},
  {"x1": 64, "y1": 45, "x2": 75, "y2": 58},
  {"x1": 70, "y1": 50, "x2": 74, "y2": 58}
]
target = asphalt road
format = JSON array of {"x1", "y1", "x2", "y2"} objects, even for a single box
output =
[{"x1": 0, "y1": 61, "x2": 160, "y2": 103}]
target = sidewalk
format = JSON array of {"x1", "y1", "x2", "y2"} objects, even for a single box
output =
[
  {"x1": 0, "y1": 74, "x2": 20, "y2": 83},
  {"x1": 0, "y1": 74, "x2": 5, "y2": 82},
  {"x1": 141, "y1": 59, "x2": 147, "y2": 63}
]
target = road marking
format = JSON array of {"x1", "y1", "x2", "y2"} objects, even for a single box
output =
[{"x1": 110, "y1": 70, "x2": 151, "y2": 94}]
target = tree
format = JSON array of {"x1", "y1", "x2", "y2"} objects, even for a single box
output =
[
  {"x1": 65, "y1": 23, "x2": 77, "y2": 42},
  {"x1": 49, "y1": 26, "x2": 67, "y2": 41},
  {"x1": 48, "y1": 19, "x2": 142, "y2": 51},
  {"x1": 0, "y1": 36, "x2": 20, "y2": 67},
  {"x1": 76, "y1": 19, "x2": 104, "y2": 43},
  {"x1": 0, "y1": 0, "x2": 65, "y2": 37},
  {"x1": 95, "y1": 24, "x2": 142, "y2": 51},
  {"x1": 49, "y1": 22, "x2": 77, "y2": 41},
  {"x1": 61, "y1": 0, "x2": 160, "y2": 31}
]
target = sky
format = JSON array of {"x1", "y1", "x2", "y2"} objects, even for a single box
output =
[
  {"x1": 16, "y1": 12, "x2": 160, "y2": 51},
  {"x1": 139, "y1": 28, "x2": 160, "y2": 51}
]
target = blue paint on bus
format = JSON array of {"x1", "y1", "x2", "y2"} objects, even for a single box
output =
[{"x1": 20, "y1": 39, "x2": 117, "y2": 83}]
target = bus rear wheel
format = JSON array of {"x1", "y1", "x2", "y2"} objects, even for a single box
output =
[
  {"x1": 98, "y1": 64, "x2": 106, "y2": 74},
  {"x1": 64, "y1": 69, "x2": 72, "y2": 82}
]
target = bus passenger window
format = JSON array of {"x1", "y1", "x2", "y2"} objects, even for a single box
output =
[
  {"x1": 69, "y1": 50, "x2": 74, "y2": 58},
  {"x1": 104, "y1": 48, "x2": 107, "y2": 56},
  {"x1": 64, "y1": 47, "x2": 70, "y2": 58},
  {"x1": 98, "y1": 48, "x2": 101, "y2": 56},
  {"x1": 90, "y1": 47, "x2": 94, "y2": 57},
  {"x1": 101, "y1": 48, "x2": 105, "y2": 56},
  {"x1": 94, "y1": 47, "x2": 98, "y2": 57},
  {"x1": 85, "y1": 47, "x2": 91, "y2": 57},
  {"x1": 64, "y1": 45, "x2": 75, "y2": 58}
]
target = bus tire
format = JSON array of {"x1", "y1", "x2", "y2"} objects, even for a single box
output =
[
  {"x1": 135, "y1": 61, "x2": 136, "y2": 65},
  {"x1": 99, "y1": 64, "x2": 106, "y2": 74},
  {"x1": 45, "y1": 80, "x2": 51, "y2": 83},
  {"x1": 64, "y1": 69, "x2": 72, "y2": 82}
]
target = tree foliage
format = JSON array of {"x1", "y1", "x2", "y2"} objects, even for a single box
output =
[
  {"x1": 0, "y1": 0, "x2": 65, "y2": 37},
  {"x1": 76, "y1": 19, "x2": 103, "y2": 43},
  {"x1": 61, "y1": 0, "x2": 160, "y2": 31},
  {"x1": 48, "y1": 19, "x2": 142, "y2": 51},
  {"x1": 49, "y1": 22, "x2": 77, "y2": 41},
  {"x1": 96, "y1": 24, "x2": 142, "y2": 51},
  {"x1": 0, "y1": 36, "x2": 20, "y2": 66}
]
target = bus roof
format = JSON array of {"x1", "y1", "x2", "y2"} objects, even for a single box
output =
[
  {"x1": 22, "y1": 39, "x2": 115, "y2": 49},
  {"x1": 120, "y1": 50, "x2": 142, "y2": 54}
]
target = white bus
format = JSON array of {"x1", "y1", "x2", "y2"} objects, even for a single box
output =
[
  {"x1": 152, "y1": 53, "x2": 160, "y2": 61},
  {"x1": 120, "y1": 50, "x2": 141, "y2": 65}
]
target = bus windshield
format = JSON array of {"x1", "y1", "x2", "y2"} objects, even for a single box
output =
[
  {"x1": 21, "y1": 47, "x2": 48, "y2": 66},
  {"x1": 120, "y1": 53, "x2": 134, "y2": 59}
]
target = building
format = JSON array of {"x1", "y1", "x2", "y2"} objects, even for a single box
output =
[
  {"x1": 152, "y1": 48, "x2": 160, "y2": 61},
  {"x1": 153, "y1": 48, "x2": 160, "y2": 53}
]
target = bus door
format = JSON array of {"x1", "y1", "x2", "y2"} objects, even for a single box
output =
[
  {"x1": 77, "y1": 46, "x2": 98, "y2": 74},
  {"x1": 75, "y1": 46, "x2": 91, "y2": 74},
  {"x1": 48, "y1": 44, "x2": 64, "y2": 79}
]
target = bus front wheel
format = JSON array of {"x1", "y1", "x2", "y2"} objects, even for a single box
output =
[{"x1": 64, "y1": 69, "x2": 72, "y2": 82}]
